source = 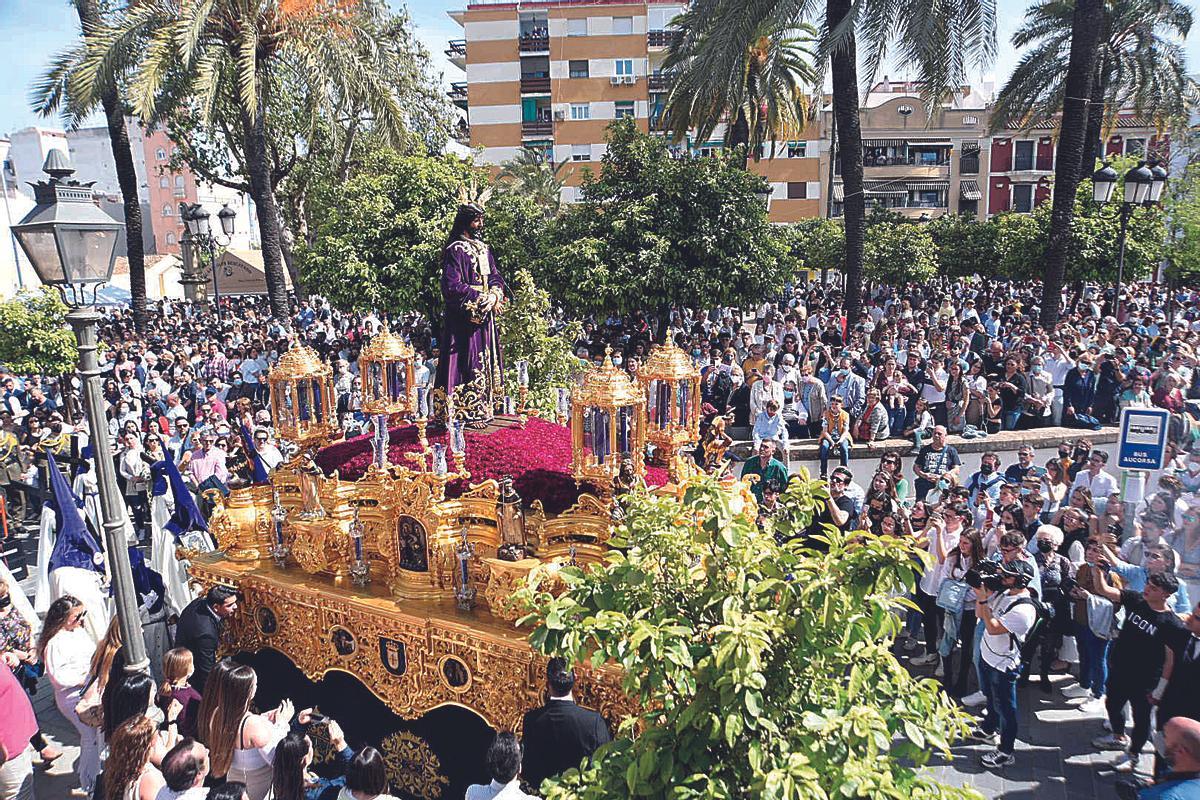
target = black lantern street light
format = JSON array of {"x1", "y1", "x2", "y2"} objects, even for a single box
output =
[
  {"x1": 1090, "y1": 160, "x2": 1164, "y2": 316},
  {"x1": 182, "y1": 201, "x2": 236, "y2": 321},
  {"x1": 10, "y1": 151, "x2": 149, "y2": 674},
  {"x1": 753, "y1": 178, "x2": 773, "y2": 212}
]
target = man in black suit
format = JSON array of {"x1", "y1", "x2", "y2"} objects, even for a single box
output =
[
  {"x1": 521, "y1": 658, "x2": 611, "y2": 789},
  {"x1": 174, "y1": 585, "x2": 238, "y2": 692}
]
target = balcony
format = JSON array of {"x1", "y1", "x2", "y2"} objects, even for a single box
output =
[
  {"x1": 648, "y1": 30, "x2": 682, "y2": 49},
  {"x1": 863, "y1": 162, "x2": 950, "y2": 179},
  {"x1": 522, "y1": 120, "x2": 553, "y2": 137},
  {"x1": 445, "y1": 39, "x2": 466, "y2": 68},
  {"x1": 519, "y1": 32, "x2": 549, "y2": 52},
  {"x1": 520, "y1": 75, "x2": 551, "y2": 94},
  {"x1": 448, "y1": 82, "x2": 467, "y2": 108},
  {"x1": 647, "y1": 73, "x2": 671, "y2": 92}
]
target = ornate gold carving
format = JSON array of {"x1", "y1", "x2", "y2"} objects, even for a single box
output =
[{"x1": 381, "y1": 731, "x2": 449, "y2": 799}]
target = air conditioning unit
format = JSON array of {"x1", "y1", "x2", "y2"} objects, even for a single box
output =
[
  {"x1": 553, "y1": 110, "x2": 565, "y2": 121},
  {"x1": 623, "y1": 75, "x2": 638, "y2": 85},
  {"x1": 610, "y1": 76, "x2": 623, "y2": 85}
]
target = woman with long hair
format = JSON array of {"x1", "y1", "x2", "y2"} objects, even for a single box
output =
[
  {"x1": 105, "y1": 716, "x2": 164, "y2": 800},
  {"x1": 199, "y1": 660, "x2": 293, "y2": 800},
  {"x1": 103, "y1": 672, "x2": 158, "y2": 740},
  {"x1": 937, "y1": 527, "x2": 985, "y2": 698},
  {"x1": 266, "y1": 719, "x2": 352, "y2": 800},
  {"x1": 878, "y1": 453, "x2": 909, "y2": 507},
  {"x1": 39, "y1": 595, "x2": 102, "y2": 797},
  {"x1": 157, "y1": 648, "x2": 202, "y2": 739},
  {"x1": 944, "y1": 360, "x2": 967, "y2": 434},
  {"x1": 910, "y1": 502, "x2": 965, "y2": 669},
  {"x1": 1040, "y1": 460, "x2": 1070, "y2": 519}
]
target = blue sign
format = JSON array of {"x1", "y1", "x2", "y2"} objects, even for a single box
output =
[{"x1": 1117, "y1": 407, "x2": 1170, "y2": 471}]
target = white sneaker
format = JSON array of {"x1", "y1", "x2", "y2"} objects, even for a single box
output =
[
  {"x1": 911, "y1": 653, "x2": 939, "y2": 666},
  {"x1": 961, "y1": 691, "x2": 987, "y2": 707},
  {"x1": 1079, "y1": 697, "x2": 1107, "y2": 714},
  {"x1": 1061, "y1": 684, "x2": 1092, "y2": 699},
  {"x1": 1112, "y1": 752, "x2": 1139, "y2": 773}
]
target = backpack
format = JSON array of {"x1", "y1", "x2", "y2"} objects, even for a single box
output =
[{"x1": 1004, "y1": 595, "x2": 1054, "y2": 665}]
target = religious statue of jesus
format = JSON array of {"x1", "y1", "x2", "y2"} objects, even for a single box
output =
[{"x1": 433, "y1": 196, "x2": 507, "y2": 428}]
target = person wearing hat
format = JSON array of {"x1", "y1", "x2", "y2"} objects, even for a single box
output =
[{"x1": 973, "y1": 555, "x2": 1039, "y2": 769}]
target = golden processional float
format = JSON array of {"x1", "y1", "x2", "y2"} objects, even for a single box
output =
[{"x1": 185, "y1": 340, "x2": 703, "y2": 798}]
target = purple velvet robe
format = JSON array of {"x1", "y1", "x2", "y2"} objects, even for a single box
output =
[{"x1": 434, "y1": 237, "x2": 507, "y2": 423}]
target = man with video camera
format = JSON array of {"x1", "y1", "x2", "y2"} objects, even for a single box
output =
[{"x1": 971, "y1": 558, "x2": 1039, "y2": 769}]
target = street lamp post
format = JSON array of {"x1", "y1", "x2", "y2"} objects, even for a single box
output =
[
  {"x1": 182, "y1": 202, "x2": 236, "y2": 321},
  {"x1": 11, "y1": 151, "x2": 148, "y2": 674},
  {"x1": 1090, "y1": 160, "x2": 1162, "y2": 320}
]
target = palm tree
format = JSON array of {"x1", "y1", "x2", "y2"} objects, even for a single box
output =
[
  {"x1": 991, "y1": 0, "x2": 1196, "y2": 170},
  {"x1": 496, "y1": 149, "x2": 571, "y2": 216},
  {"x1": 662, "y1": 16, "x2": 819, "y2": 163},
  {"x1": 668, "y1": 0, "x2": 995, "y2": 323},
  {"x1": 1038, "y1": 0, "x2": 1106, "y2": 329},
  {"x1": 32, "y1": 0, "x2": 149, "y2": 333},
  {"x1": 70, "y1": 0, "x2": 408, "y2": 319}
]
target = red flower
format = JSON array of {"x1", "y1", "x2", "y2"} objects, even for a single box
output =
[{"x1": 316, "y1": 418, "x2": 668, "y2": 514}]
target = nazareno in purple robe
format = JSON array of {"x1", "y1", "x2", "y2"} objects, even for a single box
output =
[{"x1": 433, "y1": 236, "x2": 507, "y2": 424}]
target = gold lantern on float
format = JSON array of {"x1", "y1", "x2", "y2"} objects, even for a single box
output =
[
  {"x1": 359, "y1": 327, "x2": 416, "y2": 417},
  {"x1": 638, "y1": 341, "x2": 701, "y2": 480},
  {"x1": 267, "y1": 343, "x2": 339, "y2": 450},
  {"x1": 571, "y1": 348, "x2": 646, "y2": 492}
]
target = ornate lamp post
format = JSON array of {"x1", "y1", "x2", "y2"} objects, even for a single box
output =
[
  {"x1": 358, "y1": 326, "x2": 417, "y2": 470},
  {"x1": 181, "y1": 202, "x2": 236, "y2": 321},
  {"x1": 570, "y1": 348, "x2": 646, "y2": 494},
  {"x1": 1091, "y1": 160, "x2": 1166, "y2": 318},
  {"x1": 11, "y1": 151, "x2": 148, "y2": 673},
  {"x1": 267, "y1": 344, "x2": 338, "y2": 522},
  {"x1": 638, "y1": 341, "x2": 701, "y2": 481}
]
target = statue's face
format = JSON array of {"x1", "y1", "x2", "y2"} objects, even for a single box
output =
[{"x1": 469, "y1": 215, "x2": 484, "y2": 236}]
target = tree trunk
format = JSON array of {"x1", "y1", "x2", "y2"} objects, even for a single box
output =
[
  {"x1": 276, "y1": 199, "x2": 301, "y2": 290},
  {"x1": 1040, "y1": 0, "x2": 1104, "y2": 330},
  {"x1": 1081, "y1": 61, "x2": 1109, "y2": 173},
  {"x1": 75, "y1": 0, "x2": 147, "y2": 332},
  {"x1": 729, "y1": 107, "x2": 751, "y2": 168},
  {"x1": 828, "y1": 0, "x2": 865, "y2": 324},
  {"x1": 242, "y1": 108, "x2": 290, "y2": 319}
]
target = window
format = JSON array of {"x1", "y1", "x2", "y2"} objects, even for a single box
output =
[
  {"x1": 571, "y1": 144, "x2": 591, "y2": 162},
  {"x1": 614, "y1": 59, "x2": 634, "y2": 76},
  {"x1": 155, "y1": 148, "x2": 167, "y2": 161},
  {"x1": 567, "y1": 18, "x2": 587, "y2": 36},
  {"x1": 162, "y1": 203, "x2": 173, "y2": 217},
  {"x1": 1013, "y1": 140, "x2": 1035, "y2": 171},
  {"x1": 1125, "y1": 138, "x2": 1146, "y2": 156},
  {"x1": 959, "y1": 145, "x2": 980, "y2": 175},
  {"x1": 159, "y1": 176, "x2": 169, "y2": 189},
  {"x1": 613, "y1": 16, "x2": 633, "y2": 34},
  {"x1": 1013, "y1": 183, "x2": 1034, "y2": 213},
  {"x1": 786, "y1": 141, "x2": 807, "y2": 158},
  {"x1": 959, "y1": 199, "x2": 978, "y2": 216},
  {"x1": 166, "y1": 232, "x2": 177, "y2": 246},
  {"x1": 569, "y1": 60, "x2": 589, "y2": 79},
  {"x1": 615, "y1": 101, "x2": 635, "y2": 119},
  {"x1": 174, "y1": 175, "x2": 184, "y2": 187},
  {"x1": 569, "y1": 103, "x2": 590, "y2": 120},
  {"x1": 962, "y1": 115, "x2": 979, "y2": 125},
  {"x1": 786, "y1": 182, "x2": 806, "y2": 199}
]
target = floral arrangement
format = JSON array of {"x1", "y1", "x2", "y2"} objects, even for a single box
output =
[{"x1": 315, "y1": 417, "x2": 668, "y2": 514}]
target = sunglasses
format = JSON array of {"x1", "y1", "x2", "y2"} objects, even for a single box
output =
[{"x1": 829, "y1": 476, "x2": 848, "y2": 485}]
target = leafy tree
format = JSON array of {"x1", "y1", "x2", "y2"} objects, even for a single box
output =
[
  {"x1": 1165, "y1": 161, "x2": 1200, "y2": 285},
  {"x1": 863, "y1": 222, "x2": 938, "y2": 285},
  {"x1": 662, "y1": 15, "x2": 819, "y2": 162},
  {"x1": 299, "y1": 151, "x2": 547, "y2": 318},
  {"x1": 927, "y1": 214, "x2": 998, "y2": 278},
  {"x1": 990, "y1": 0, "x2": 1195, "y2": 170},
  {"x1": 497, "y1": 149, "x2": 571, "y2": 217},
  {"x1": 781, "y1": 218, "x2": 844, "y2": 279},
  {"x1": 33, "y1": 0, "x2": 149, "y2": 333},
  {"x1": 497, "y1": 270, "x2": 583, "y2": 417},
  {"x1": 542, "y1": 120, "x2": 788, "y2": 337},
  {"x1": 991, "y1": 212, "x2": 1047, "y2": 280},
  {"x1": 75, "y1": 0, "x2": 416, "y2": 318},
  {"x1": 678, "y1": 0, "x2": 997, "y2": 326},
  {"x1": 516, "y1": 472, "x2": 978, "y2": 799},
  {"x1": 0, "y1": 289, "x2": 78, "y2": 376}
]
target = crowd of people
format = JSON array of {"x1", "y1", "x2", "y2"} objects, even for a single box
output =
[{"x1": 0, "y1": 275, "x2": 1195, "y2": 796}]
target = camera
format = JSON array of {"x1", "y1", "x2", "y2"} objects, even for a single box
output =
[{"x1": 964, "y1": 560, "x2": 1005, "y2": 591}]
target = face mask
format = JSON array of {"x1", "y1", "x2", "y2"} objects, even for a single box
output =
[
  {"x1": 1188, "y1": 462, "x2": 1200, "y2": 474},
  {"x1": 1036, "y1": 539, "x2": 1054, "y2": 553},
  {"x1": 612, "y1": 357, "x2": 622, "y2": 366},
  {"x1": 980, "y1": 463, "x2": 994, "y2": 475},
  {"x1": 0, "y1": 595, "x2": 11, "y2": 610},
  {"x1": 783, "y1": 391, "x2": 794, "y2": 401},
  {"x1": 937, "y1": 479, "x2": 948, "y2": 491}
]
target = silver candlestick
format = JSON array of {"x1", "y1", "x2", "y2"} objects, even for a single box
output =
[
  {"x1": 454, "y1": 524, "x2": 476, "y2": 610},
  {"x1": 349, "y1": 506, "x2": 370, "y2": 587},
  {"x1": 270, "y1": 488, "x2": 290, "y2": 568}
]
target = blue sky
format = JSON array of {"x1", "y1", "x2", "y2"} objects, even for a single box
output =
[{"x1": 2, "y1": 0, "x2": 1197, "y2": 136}]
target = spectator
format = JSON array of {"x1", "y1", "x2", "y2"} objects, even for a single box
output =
[
  {"x1": 266, "y1": 717, "x2": 351, "y2": 800},
  {"x1": 105, "y1": 715, "x2": 165, "y2": 800},
  {"x1": 0, "y1": 661, "x2": 37, "y2": 800},
  {"x1": 1128, "y1": 717, "x2": 1200, "y2": 799},
  {"x1": 1071, "y1": 450, "x2": 1119, "y2": 512},
  {"x1": 158, "y1": 738, "x2": 211, "y2": 800},
  {"x1": 175, "y1": 586, "x2": 238, "y2": 693},
  {"x1": 912, "y1": 426, "x2": 961, "y2": 501},
  {"x1": 816, "y1": 396, "x2": 851, "y2": 479},
  {"x1": 752, "y1": 399, "x2": 788, "y2": 454},
  {"x1": 38, "y1": 595, "x2": 101, "y2": 797},
  {"x1": 158, "y1": 648, "x2": 203, "y2": 739},
  {"x1": 740, "y1": 440, "x2": 789, "y2": 505},
  {"x1": 198, "y1": 660, "x2": 292, "y2": 799},
  {"x1": 331, "y1": 747, "x2": 398, "y2": 800},
  {"x1": 466, "y1": 733, "x2": 537, "y2": 800},
  {"x1": 521, "y1": 658, "x2": 611, "y2": 790}
]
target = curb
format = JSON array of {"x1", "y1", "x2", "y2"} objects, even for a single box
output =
[{"x1": 728, "y1": 425, "x2": 1119, "y2": 462}]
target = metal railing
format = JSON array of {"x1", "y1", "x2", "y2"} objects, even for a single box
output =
[
  {"x1": 648, "y1": 30, "x2": 682, "y2": 48},
  {"x1": 647, "y1": 74, "x2": 671, "y2": 92},
  {"x1": 519, "y1": 32, "x2": 549, "y2": 51},
  {"x1": 445, "y1": 40, "x2": 466, "y2": 57},
  {"x1": 520, "y1": 76, "x2": 551, "y2": 93},
  {"x1": 522, "y1": 120, "x2": 553, "y2": 136}
]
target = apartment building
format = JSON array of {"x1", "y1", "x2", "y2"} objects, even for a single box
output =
[{"x1": 448, "y1": 0, "x2": 824, "y2": 222}]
